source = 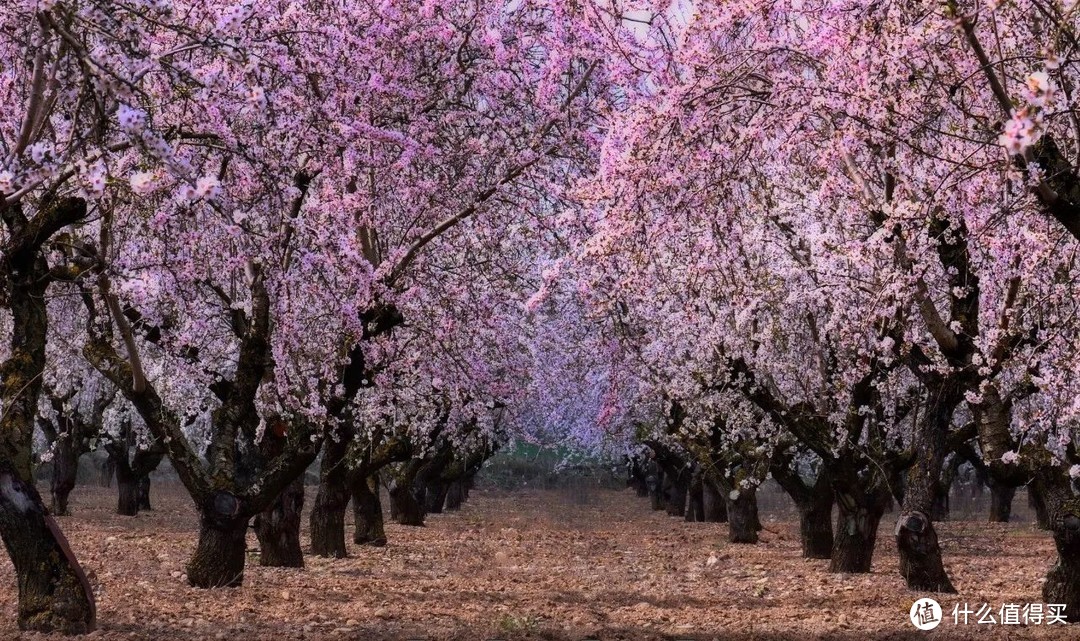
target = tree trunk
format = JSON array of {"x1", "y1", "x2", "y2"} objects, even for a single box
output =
[
  {"x1": 931, "y1": 454, "x2": 962, "y2": 522},
  {"x1": 115, "y1": 471, "x2": 139, "y2": 517},
  {"x1": 186, "y1": 509, "x2": 249, "y2": 588},
  {"x1": 108, "y1": 432, "x2": 165, "y2": 517},
  {"x1": 424, "y1": 480, "x2": 448, "y2": 515},
  {"x1": 444, "y1": 481, "x2": 465, "y2": 511},
  {"x1": 137, "y1": 474, "x2": 152, "y2": 511},
  {"x1": 627, "y1": 457, "x2": 649, "y2": 497},
  {"x1": 771, "y1": 454, "x2": 833, "y2": 558},
  {"x1": 988, "y1": 479, "x2": 1015, "y2": 523},
  {"x1": 50, "y1": 442, "x2": 78, "y2": 517},
  {"x1": 0, "y1": 468, "x2": 96, "y2": 633},
  {"x1": 352, "y1": 473, "x2": 387, "y2": 546},
  {"x1": 1029, "y1": 486, "x2": 1052, "y2": 530},
  {"x1": 1044, "y1": 529, "x2": 1080, "y2": 624},
  {"x1": 99, "y1": 457, "x2": 115, "y2": 488},
  {"x1": 389, "y1": 480, "x2": 425, "y2": 526},
  {"x1": 702, "y1": 482, "x2": 727, "y2": 523},
  {"x1": 0, "y1": 223, "x2": 96, "y2": 632},
  {"x1": 830, "y1": 490, "x2": 886, "y2": 573},
  {"x1": 930, "y1": 481, "x2": 950, "y2": 521},
  {"x1": 798, "y1": 492, "x2": 834, "y2": 560},
  {"x1": 647, "y1": 463, "x2": 664, "y2": 511},
  {"x1": 896, "y1": 510, "x2": 955, "y2": 592},
  {"x1": 895, "y1": 386, "x2": 958, "y2": 593},
  {"x1": 254, "y1": 476, "x2": 305, "y2": 567},
  {"x1": 1036, "y1": 474, "x2": 1080, "y2": 621},
  {"x1": 725, "y1": 488, "x2": 760, "y2": 544},
  {"x1": 310, "y1": 437, "x2": 350, "y2": 558},
  {"x1": 663, "y1": 471, "x2": 687, "y2": 518},
  {"x1": 686, "y1": 472, "x2": 704, "y2": 522}
]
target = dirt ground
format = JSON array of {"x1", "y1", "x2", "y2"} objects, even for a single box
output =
[{"x1": 0, "y1": 483, "x2": 1073, "y2": 640}]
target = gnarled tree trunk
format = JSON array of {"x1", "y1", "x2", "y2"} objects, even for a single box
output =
[
  {"x1": 388, "y1": 479, "x2": 425, "y2": 526},
  {"x1": 988, "y1": 479, "x2": 1015, "y2": 523},
  {"x1": 99, "y1": 456, "x2": 115, "y2": 488},
  {"x1": 424, "y1": 481, "x2": 448, "y2": 514},
  {"x1": 725, "y1": 487, "x2": 761, "y2": 544},
  {"x1": 646, "y1": 461, "x2": 664, "y2": 511},
  {"x1": 830, "y1": 488, "x2": 888, "y2": 573},
  {"x1": 352, "y1": 472, "x2": 387, "y2": 546},
  {"x1": 49, "y1": 441, "x2": 78, "y2": 517},
  {"x1": 112, "y1": 447, "x2": 164, "y2": 517},
  {"x1": 702, "y1": 481, "x2": 727, "y2": 523},
  {"x1": 115, "y1": 470, "x2": 139, "y2": 517},
  {"x1": 626, "y1": 456, "x2": 649, "y2": 497},
  {"x1": 771, "y1": 453, "x2": 834, "y2": 559},
  {"x1": 1036, "y1": 472, "x2": 1080, "y2": 621},
  {"x1": 388, "y1": 456, "x2": 427, "y2": 527},
  {"x1": 254, "y1": 476, "x2": 305, "y2": 567},
  {"x1": 662, "y1": 468, "x2": 688, "y2": 517},
  {"x1": 686, "y1": 470, "x2": 704, "y2": 522},
  {"x1": 0, "y1": 217, "x2": 96, "y2": 632},
  {"x1": 137, "y1": 474, "x2": 152, "y2": 511},
  {"x1": 1030, "y1": 487, "x2": 1052, "y2": 530},
  {"x1": 186, "y1": 499, "x2": 249, "y2": 588},
  {"x1": 895, "y1": 385, "x2": 958, "y2": 593},
  {"x1": 444, "y1": 481, "x2": 465, "y2": 511},
  {"x1": 799, "y1": 493, "x2": 834, "y2": 560},
  {"x1": 310, "y1": 436, "x2": 350, "y2": 558},
  {"x1": 0, "y1": 468, "x2": 97, "y2": 633},
  {"x1": 931, "y1": 454, "x2": 962, "y2": 522}
]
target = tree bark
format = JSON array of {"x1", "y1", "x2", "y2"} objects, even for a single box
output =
[
  {"x1": 106, "y1": 422, "x2": 165, "y2": 517},
  {"x1": 388, "y1": 479, "x2": 425, "y2": 526},
  {"x1": 99, "y1": 456, "x2": 115, "y2": 488},
  {"x1": 702, "y1": 481, "x2": 728, "y2": 523},
  {"x1": 310, "y1": 437, "x2": 350, "y2": 558},
  {"x1": 115, "y1": 473, "x2": 139, "y2": 517},
  {"x1": 49, "y1": 442, "x2": 78, "y2": 517},
  {"x1": 931, "y1": 454, "x2": 962, "y2": 522},
  {"x1": 423, "y1": 480, "x2": 448, "y2": 514},
  {"x1": 1029, "y1": 486, "x2": 1052, "y2": 530},
  {"x1": 0, "y1": 469, "x2": 96, "y2": 633},
  {"x1": 896, "y1": 510, "x2": 955, "y2": 592},
  {"x1": 988, "y1": 479, "x2": 1015, "y2": 523},
  {"x1": 830, "y1": 489, "x2": 887, "y2": 573},
  {"x1": 0, "y1": 205, "x2": 97, "y2": 632},
  {"x1": 646, "y1": 461, "x2": 664, "y2": 511},
  {"x1": 626, "y1": 456, "x2": 649, "y2": 497},
  {"x1": 771, "y1": 453, "x2": 834, "y2": 559},
  {"x1": 352, "y1": 473, "x2": 387, "y2": 546},
  {"x1": 930, "y1": 483, "x2": 950, "y2": 522},
  {"x1": 137, "y1": 474, "x2": 152, "y2": 511},
  {"x1": 895, "y1": 384, "x2": 958, "y2": 593},
  {"x1": 725, "y1": 487, "x2": 761, "y2": 544},
  {"x1": 444, "y1": 481, "x2": 465, "y2": 511},
  {"x1": 797, "y1": 492, "x2": 834, "y2": 559},
  {"x1": 686, "y1": 470, "x2": 704, "y2": 522},
  {"x1": 186, "y1": 506, "x2": 249, "y2": 588},
  {"x1": 41, "y1": 394, "x2": 102, "y2": 518},
  {"x1": 254, "y1": 476, "x2": 305, "y2": 567},
  {"x1": 662, "y1": 469, "x2": 688, "y2": 517},
  {"x1": 1035, "y1": 473, "x2": 1080, "y2": 621}
]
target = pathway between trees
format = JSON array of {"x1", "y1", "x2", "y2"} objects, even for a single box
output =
[{"x1": 0, "y1": 484, "x2": 1069, "y2": 640}]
